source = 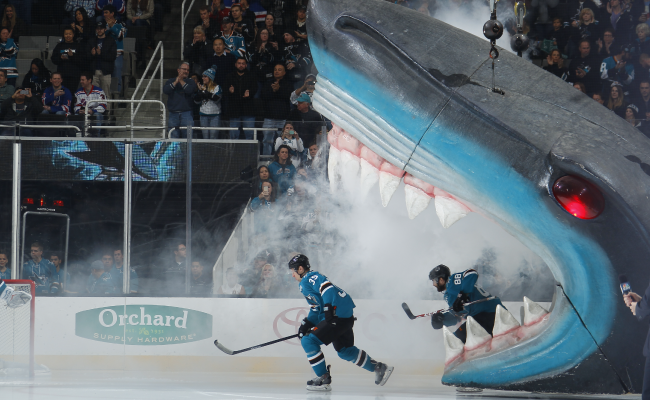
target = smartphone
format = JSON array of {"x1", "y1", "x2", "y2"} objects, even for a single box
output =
[
  {"x1": 20, "y1": 90, "x2": 28, "y2": 95},
  {"x1": 263, "y1": 187, "x2": 269, "y2": 194}
]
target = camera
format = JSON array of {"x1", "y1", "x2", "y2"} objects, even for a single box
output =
[{"x1": 19, "y1": 90, "x2": 28, "y2": 95}]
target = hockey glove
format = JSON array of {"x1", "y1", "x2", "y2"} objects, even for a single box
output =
[
  {"x1": 431, "y1": 312, "x2": 444, "y2": 330},
  {"x1": 323, "y1": 303, "x2": 337, "y2": 325},
  {"x1": 298, "y1": 318, "x2": 315, "y2": 338},
  {"x1": 452, "y1": 293, "x2": 470, "y2": 312}
]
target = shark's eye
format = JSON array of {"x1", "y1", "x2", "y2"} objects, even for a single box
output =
[{"x1": 552, "y1": 175, "x2": 605, "y2": 219}]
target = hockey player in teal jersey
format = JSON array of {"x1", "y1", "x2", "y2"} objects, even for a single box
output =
[
  {"x1": 288, "y1": 254, "x2": 394, "y2": 391},
  {"x1": 429, "y1": 264, "x2": 504, "y2": 343}
]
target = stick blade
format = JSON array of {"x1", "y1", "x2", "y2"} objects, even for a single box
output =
[
  {"x1": 402, "y1": 302, "x2": 416, "y2": 320},
  {"x1": 214, "y1": 339, "x2": 235, "y2": 355}
]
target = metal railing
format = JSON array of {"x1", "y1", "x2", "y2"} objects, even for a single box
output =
[
  {"x1": 131, "y1": 41, "x2": 164, "y2": 135},
  {"x1": 181, "y1": 0, "x2": 209, "y2": 60},
  {"x1": 167, "y1": 126, "x2": 263, "y2": 140},
  {"x1": 84, "y1": 99, "x2": 167, "y2": 138}
]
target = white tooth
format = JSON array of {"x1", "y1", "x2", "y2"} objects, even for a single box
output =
[
  {"x1": 434, "y1": 196, "x2": 469, "y2": 228},
  {"x1": 379, "y1": 171, "x2": 401, "y2": 207},
  {"x1": 523, "y1": 297, "x2": 549, "y2": 326},
  {"x1": 340, "y1": 151, "x2": 360, "y2": 195},
  {"x1": 404, "y1": 185, "x2": 431, "y2": 219},
  {"x1": 328, "y1": 146, "x2": 341, "y2": 193},
  {"x1": 492, "y1": 305, "x2": 520, "y2": 337},
  {"x1": 464, "y1": 316, "x2": 492, "y2": 349},
  {"x1": 443, "y1": 326, "x2": 464, "y2": 364},
  {"x1": 359, "y1": 158, "x2": 379, "y2": 200}
]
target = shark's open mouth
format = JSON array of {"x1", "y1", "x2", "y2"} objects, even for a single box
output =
[
  {"x1": 306, "y1": 0, "x2": 650, "y2": 393},
  {"x1": 325, "y1": 116, "x2": 556, "y2": 377}
]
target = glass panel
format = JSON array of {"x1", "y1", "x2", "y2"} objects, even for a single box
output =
[
  {"x1": 18, "y1": 138, "x2": 125, "y2": 297},
  {"x1": 0, "y1": 139, "x2": 13, "y2": 279}
]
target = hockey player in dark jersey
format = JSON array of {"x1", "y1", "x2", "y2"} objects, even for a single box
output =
[
  {"x1": 288, "y1": 254, "x2": 394, "y2": 391},
  {"x1": 428, "y1": 264, "x2": 504, "y2": 343}
]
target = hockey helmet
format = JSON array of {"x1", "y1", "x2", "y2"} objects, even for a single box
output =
[
  {"x1": 429, "y1": 264, "x2": 451, "y2": 281},
  {"x1": 288, "y1": 254, "x2": 310, "y2": 271}
]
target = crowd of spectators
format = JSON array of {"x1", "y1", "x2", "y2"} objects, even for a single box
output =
[
  {"x1": 175, "y1": 0, "x2": 325, "y2": 155},
  {"x1": 0, "y1": 0, "x2": 170, "y2": 137},
  {"x1": 393, "y1": 0, "x2": 650, "y2": 135}
]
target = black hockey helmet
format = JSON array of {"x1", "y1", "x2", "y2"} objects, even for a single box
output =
[
  {"x1": 288, "y1": 254, "x2": 310, "y2": 271},
  {"x1": 429, "y1": 264, "x2": 450, "y2": 281}
]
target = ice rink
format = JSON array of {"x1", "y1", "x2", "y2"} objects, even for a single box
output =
[{"x1": 0, "y1": 371, "x2": 641, "y2": 400}]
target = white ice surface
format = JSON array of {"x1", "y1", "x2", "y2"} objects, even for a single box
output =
[{"x1": 0, "y1": 371, "x2": 638, "y2": 400}]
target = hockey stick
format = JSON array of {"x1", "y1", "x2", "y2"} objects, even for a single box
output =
[
  {"x1": 401, "y1": 297, "x2": 497, "y2": 320},
  {"x1": 214, "y1": 334, "x2": 299, "y2": 355}
]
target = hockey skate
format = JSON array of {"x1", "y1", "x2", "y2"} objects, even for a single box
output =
[
  {"x1": 307, "y1": 365, "x2": 332, "y2": 391},
  {"x1": 0, "y1": 285, "x2": 32, "y2": 309},
  {"x1": 374, "y1": 362, "x2": 394, "y2": 386}
]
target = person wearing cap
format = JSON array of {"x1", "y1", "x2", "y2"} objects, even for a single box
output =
[
  {"x1": 195, "y1": 65, "x2": 222, "y2": 139},
  {"x1": 287, "y1": 5, "x2": 307, "y2": 42},
  {"x1": 281, "y1": 31, "x2": 312, "y2": 83},
  {"x1": 86, "y1": 259, "x2": 116, "y2": 294},
  {"x1": 102, "y1": 4, "x2": 126, "y2": 93},
  {"x1": 87, "y1": 20, "x2": 117, "y2": 105},
  {"x1": 219, "y1": 16, "x2": 247, "y2": 59},
  {"x1": 225, "y1": 56, "x2": 256, "y2": 139},
  {"x1": 600, "y1": 43, "x2": 635, "y2": 88},
  {"x1": 290, "y1": 74, "x2": 316, "y2": 105},
  {"x1": 287, "y1": 92, "x2": 325, "y2": 148}
]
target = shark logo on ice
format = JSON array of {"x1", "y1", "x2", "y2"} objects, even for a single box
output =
[{"x1": 75, "y1": 305, "x2": 212, "y2": 345}]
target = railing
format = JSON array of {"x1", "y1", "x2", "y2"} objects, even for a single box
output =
[
  {"x1": 181, "y1": 0, "x2": 209, "y2": 60},
  {"x1": 85, "y1": 99, "x2": 167, "y2": 138},
  {"x1": 167, "y1": 126, "x2": 264, "y2": 140},
  {"x1": 131, "y1": 41, "x2": 164, "y2": 138}
]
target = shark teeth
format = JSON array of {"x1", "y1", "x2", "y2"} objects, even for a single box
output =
[
  {"x1": 340, "y1": 150, "x2": 361, "y2": 194},
  {"x1": 492, "y1": 304, "x2": 521, "y2": 337},
  {"x1": 523, "y1": 297, "x2": 549, "y2": 326},
  {"x1": 435, "y1": 196, "x2": 470, "y2": 228},
  {"x1": 359, "y1": 158, "x2": 380, "y2": 200},
  {"x1": 405, "y1": 184, "x2": 432, "y2": 219},
  {"x1": 443, "y1": 326, "x2": 465, "y2": 365},
  {"x1": 464, "y1": 316, "x2": 492, "y2": 350},
  {"x1": 379, "y1": 171, "x2": 401, "y2": 207},
  {"x1": 328, "y1": 146, "x2": 341, "y2": 193}
]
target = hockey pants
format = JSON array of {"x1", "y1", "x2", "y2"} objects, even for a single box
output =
[{"x1": 301, "y1": 316, "x2": 375, "y2": 376}]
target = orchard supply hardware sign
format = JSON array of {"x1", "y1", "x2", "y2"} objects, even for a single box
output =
[{"x1": 75, "y1": 305, "x2": 212, "y2": 345}]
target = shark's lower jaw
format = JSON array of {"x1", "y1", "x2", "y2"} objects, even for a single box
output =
[{"x1": 314, "y1": 78, "x2": 616, "y2": 390}]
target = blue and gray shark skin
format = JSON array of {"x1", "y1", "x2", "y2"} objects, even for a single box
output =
[{"x1": 307, "y1": 0, "x2": 650, "y2": 394}]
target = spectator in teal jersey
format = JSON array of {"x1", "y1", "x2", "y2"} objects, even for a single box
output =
[
  {"x1": 0, "y1": 28, "x2": 18, "y2": 86},
  {"x1": 86, "y1": 259, "x2": 116, "y2": 294}
]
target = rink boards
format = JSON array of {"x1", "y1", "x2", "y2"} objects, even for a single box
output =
[{"x1": 31, "y1": 298, "x2": 531, "y2": 375}]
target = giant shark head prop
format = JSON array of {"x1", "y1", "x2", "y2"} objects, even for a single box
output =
[{"x1": 307, "y1": 0, "x2": 650, "y2": 394}]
